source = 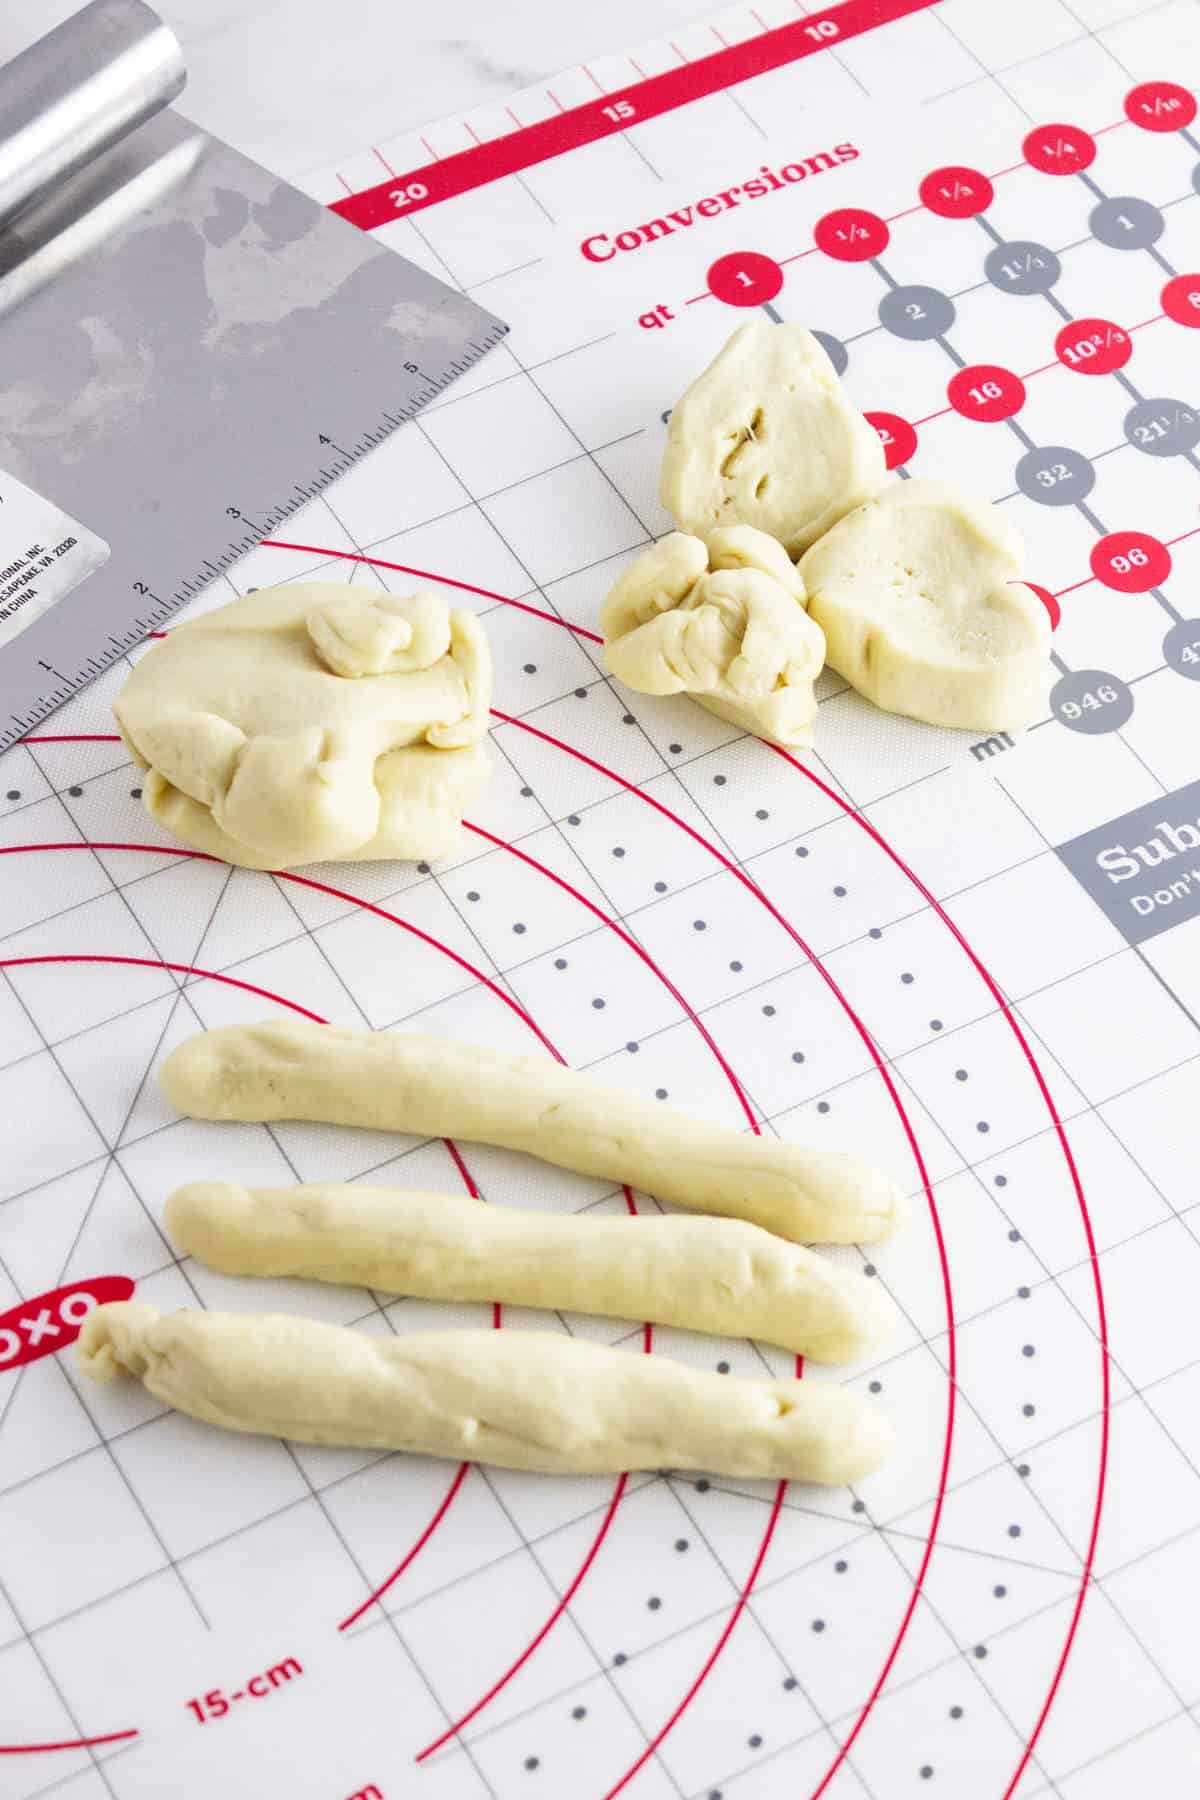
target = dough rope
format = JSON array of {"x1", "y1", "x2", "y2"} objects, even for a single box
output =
[
  {"x1": 159, "y1": 1019, "x2": 909, "y2": 1245},
  {"x1": 79, "y1": 1303, "x2": 893, "y2": 1482},
  {"x1": 114, "y1": 582, "x2": 492, "y2": 869},
  {"x1": 601, "y1": 526, "x2": 826, "y2": 749},
  {"x1": 166, "y1": 1181, "x2": 897, "y2": 1363}
]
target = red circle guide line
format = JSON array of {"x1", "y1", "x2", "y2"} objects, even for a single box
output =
[
  {"x1": 327, "y1": 0, "x2": 940, "y2": 228},
  {"x1": 0, "y1": 1730, "x2": 140, "y2": 1756},
  {"x1": 769, "y1": 749, "x2": 1110, "y2": 1800},
  {"x1": 15, "y1": 750, "x2": 954, "y2": 1788}
]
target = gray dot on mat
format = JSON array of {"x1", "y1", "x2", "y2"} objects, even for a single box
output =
[
  {"x1": 984, "y1": 238, "x2": 1060, "y2": 296},
  {"x1": 812, "y1": 329, "x2": 848, "y2": 375},
  {"x1": 930, "y1": 1018, "x2": 943, "y2": 1030},
  {"x1": 656, "y1": 1088, "x2": 668, "y2": 1100},
  {"x1": 513, "y1": 922, "x2": 526, "y2": 935},
  {"x1": 1124, "y1": 396, "x2": 1200, "y2": 459},
  {"x1": 554, "y1": 958, "x2": 567, "y2": 969},
  {"x1": 467, "y1": 891, "x2": 480, "y2": 902},
  {"x1": 869, "y1": 927, "x2": 882, "y2": 939},
  {"x1": 998, "y1": 1178, "x2": 1011, "y2": 1192},
  {"x1": 994, "y1": 1584, "x2": 1007, "y2": 1597},
  {"x1": 783, "y1": 1675, "x2": 798, "y2": 1689},
  {"x1": 1022, "y1": 1344, "x2": 1035, "y2": 1357},
  {"x1": 626, "y1": 1041, "x2": 638, "y2": 1053},
  {"x1": 417, "y1": 861, "x2": 430, "y2": 874},
  {"x1": 717, "y1": 1361, "x2": 730, "y2": 1373},
  {"x1": 756, "y1": 808, "x2": 769, "y2": 820},
  {"x1": 950, "y1": 1705, "x2": 963, "y2": 1719},
  {"x1": 647, "y1": 1596, "x2": 661, "y2": 1610},
  {"x1": 955, "y1": 1069, "x2": 968, "y2": 1081},
  {"x1": 675, "y1": 1538, "x2": 689, "y2": 1552},
  {"x1": 792, "y1": 1051, "x2": 805, "y2": 1063},
  {"x1": 812, "y1": 1619, "x2": 826, "y2": 1632},
  {"x1": 863, "y1": 1265, "x2": 876, "y2": 1278},
  {"x1": 817, "y1": 1101, "x2": 830, "y2": 1114},
  {"x1": 6, "y1": 790, "x2": 20, "y2": 801},
  {"x1": 919, "y1": 1766, "x2": 933, "y2": 1780},
  {"x1": 592, "y1": 997, "x2": 605, "y2": 1009},
  {"x1": 1018, "y1": 1285, "x2": 1030, "y2": 1298},
  {"x1": 523, "y1": 662, "x2": 536, "y2": 673},
  {"x1": 1017, "y1": 1463, "x2": 1030, "y2": 1477},
  {"x1": 622, "y1": 713, "x2": 635, "y2": 725},
  {"x1": 901, "y1": 972, "x2": 914, "y2": 985},
  {"x1": 795, "y1": 845, "x2": 809, "y2": 858},
  {"x1": 524, "y1": 1756, "x2": 539, "y2": 1770},
  {"x1": 693, "y1": 919, "x2": 706, "y2": 931},
  {"x1": 852, "y1": 1500, "x2": 866, "y2": 1512},
  {"x1": 730, "y1": 959, "x2": 743, "y2": 972},
  {"x1": 833, "y1": 885, "x2": 847, "y2": 897},
  {"x1": 1023, "y1": 1403, "x2": 1035, "y2": 1417},
  {"x1": 669, "y1": 742, "x2": 682, "y2": 753},
  {"x1": 696, "y1": 1478, "x2": 710, "y2": 1492},
  {"x1": 614, "y1": 1652, "x2": 627, "y2": 1666},
  {"x1": 762, "y1": 1004, "x2": 776, "y2": 1017},
  {"x1": 1089, "y1": 194, "x2": 1164, "y2": 249},
  {"x1": 748, "y1": 1734, "x2": 763, "y2": 1749},
  {"x1": 869, "y1": 1380, "x2": 882, "y2": 1393},
  {"x1": 1008, "y1": 1524, "x2": 1022, "y2": 1538},
  {"x1": 1015, "y1": 444, "x2": 1095, "y2": 507},
  {"x1": 977, "y1": 1121, "x2": 990, "y2": 1134},
  {"x1": 654, "y1": 880, "x2": 667, "y2": 892},
  {"x1": 835, "y1": 1560, "x2": 848, "y2": 1572},
  {"x1": 612, "y1": 845, "x2": 625, "y2": 857},
  {"x1": 878, "y1": 283, "x2": 956, "y2": 340},
  {"x1": 973, "y1": 1645, "x2": 988, "y2": 1659},
  {"x1": 572, "y1": 1705, "x2": 586, "y2": 1719},
  {"x1": 67, "y1": 785, "x2": 82, "y2": 797},
  {"x1": 574, "y1": 686, "x2": 587, "y2": 698},
  {"x1": 567, "y1": 814, "x2": 580, "y2": 825},
  {"x1": 714, "y1": 774, "x2": 726, "y2": 786}
]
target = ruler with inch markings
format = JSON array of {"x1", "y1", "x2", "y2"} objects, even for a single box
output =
[{"x1": 0, "y1": 4, "x2": 506, "y2": 752}]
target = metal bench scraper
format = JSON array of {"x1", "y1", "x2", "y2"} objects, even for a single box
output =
[{"x1": 0, "y1": 0, "x2": 507, "y2": 749}]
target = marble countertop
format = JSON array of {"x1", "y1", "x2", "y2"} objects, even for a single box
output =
[{"x1": 0, "y1": 0, "x2": 715, "y2": 177}]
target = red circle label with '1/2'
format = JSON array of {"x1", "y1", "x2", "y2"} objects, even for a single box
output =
[
  {"x1": 813, "y1": 208, "x2": 889, "y2": 262},
  {"x1": 1090, "y1": 530, "x2": 1171, "y2": 592},
  {"x1": 947, "y1": 365, "x2": 1026, "y2": 422},
  {"x1": 1056, "y1": 318, "x2": 1132, "y2": 374}
]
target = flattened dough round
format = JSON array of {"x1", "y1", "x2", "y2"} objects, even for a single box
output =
[
  {"x1": 800, "y1": 479, "x2": 1051, "y2": 731},
  {"x1": 660, "y1": 321, "x2": 886, "y2": 556},
  {"x1": 115, "y1": 583, "x2": 492, "y2": 869},
  {"x1": 600, "y1": 525, "x2": 825, "y2": 747}
]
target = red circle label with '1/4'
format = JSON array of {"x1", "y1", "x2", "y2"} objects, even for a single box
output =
[
  {"x1": 947, "y1": 365, "x2": 1026, "y2": 422},
  {"x1": 706, "y1": 251, "x2": 784, "y2": 306},
  {"x1": 813, "y1": 208, "x2": 889, "y2": 262},
  {"x1": 864, "y1": 412, "x2": 917, "y2": 469},
  {"x1": 919, "y1": 166, "x2": 994, "y2": 218},
  {"x1": 1090, "y1": 530, "x2": 1171, "y2": 592},
  {"x1": 1124, "y1": 81, "x2": 1197, "y2": 132},
  {"x1": 1055, "y1": 318, "x2": 1132, "y2": 374},
  {"x1": 1023, "y1": 123, "x2": 1097, "y2": 174}
]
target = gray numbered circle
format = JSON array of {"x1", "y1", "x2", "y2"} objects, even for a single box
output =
[
  {"x1": 878, "y1": 285, "x2": 956, "y2": 341},
  {"x1": 1163, "y1": 619, "x2": 1200, "y2": 680},
  {"x1": 1088, "y1": 195, "x2": 1165, "y2": 250},
  {"x1": 984, "y1": 240, "x2": 1061, "y2": 296},
  {"x1": 1015, "y1": 445, "x2": 1095, "y2": 507},
  {"x1": 812, "y1": 330, "x2": 848, "y2": 376},
  {"x1": 1051, "y1": 668, "x2": 1134, "y2": 734},
  {"x1": 1124, "y1": 396, "x2": 1200, "y2": 458}
]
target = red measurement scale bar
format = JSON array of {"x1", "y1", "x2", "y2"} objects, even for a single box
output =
[{"x1": 332, "y1": 0, "x2": 939, "y2": 228}]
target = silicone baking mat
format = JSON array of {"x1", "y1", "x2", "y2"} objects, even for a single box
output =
[{"x1": 3, "y1": 2, "x2": 1200, "y2": 1796}]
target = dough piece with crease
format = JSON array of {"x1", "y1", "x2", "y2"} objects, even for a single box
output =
[
  {"x1": 79, "y1": 1303, "x2": 893, "y2": 1483},
  {"x1": 660, "y1": 321, "x2": 886, "y2": 556},
  {"x1": 799, "y1": 479, "x2": 1051, "y2": 731},
  {"x1": 160, "y1": 1019, "x2": 909, "y2": 1245},
  {"x1": 114, "y1": 582, "x2": 491, "y2": 869},
  {"x1": 601, "y1": 526, "x2": 826, "y2": 748},
  {"x1": 167, "y1": 1181, "x2": 897, "y2": 1363}
]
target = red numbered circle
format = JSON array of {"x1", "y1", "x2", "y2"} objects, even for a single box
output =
[
  {"x1": 1090, "y1": 530, "x2": 1171, "y2": 592},
  {"x1": 1024, "y1": 581, "x2": 1061, "y2": 631},
  {"x1": 1124, "y1": 81, "x2": 1197, "y2": 132},
  {"x1": 947, "y1": 365, "x2": 1026, "y2": 423},
  {"x1": 1023, "y1": 123, "x2": 1097, "y2": 174},
  {"x1": 1055, "y1": 317, "x2": 1132, "y2": 375},
  {"x1": 813, "y1": 208, "x2": 889, "y2": 262},
  {"x1": 1162, "y1": 274, "x2": 1200, "y2": 328},
  {"x1": 863, "y1": 411, "x2": 917, "y2": 470},
  {"x1": 706, "y1": 251, "x2": 784, "y2": 307},
  {"x1": 919, "y1": 165, "x2": 994, "y2": 219}
]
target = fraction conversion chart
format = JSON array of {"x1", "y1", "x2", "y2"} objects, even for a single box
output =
[{"x1": 3, "y1": 3, "x2": 1200, "y2": 1799}]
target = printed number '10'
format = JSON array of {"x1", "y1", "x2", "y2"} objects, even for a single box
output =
[{"x1": 804, "y1": 19, "x2": 838, "y2": 39}]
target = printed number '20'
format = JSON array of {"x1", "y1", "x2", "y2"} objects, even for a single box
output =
[{"x1": 390, "y1": 182, "x2": 428, "y2": 210}]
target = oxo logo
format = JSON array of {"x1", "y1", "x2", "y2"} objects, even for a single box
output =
[{"x1": 0, "y1": 1278, "x2": 135, "y2": 1372}]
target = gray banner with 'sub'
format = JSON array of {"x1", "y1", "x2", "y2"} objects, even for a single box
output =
[{"x1": 1056, "y1": 778, "x2": 1200, "y2": 945}]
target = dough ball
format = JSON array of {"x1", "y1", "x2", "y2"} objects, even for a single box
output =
[
  {"x1": 799, "y1": 479, "x2": 1051, "y2": 732},
  {"x1": 660, "y1": 321, "x2": 886, "y2": 556},
  {"x1": 115, "y1": 583, "x2": 492, "y2": 869},
  {"x1": 600, "y1": 526, "x2": 825, "y2": 748}
]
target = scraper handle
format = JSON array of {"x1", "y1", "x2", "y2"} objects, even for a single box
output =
[{"x1": 0, "y1": 0, "x2": 184, "y2": 231}]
